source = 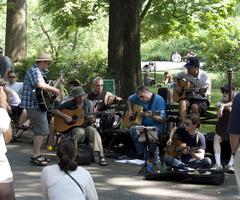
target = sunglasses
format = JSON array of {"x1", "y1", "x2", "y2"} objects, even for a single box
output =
[
  {"x1": 0, "y1": 51, "x2": 3, "y2": 54},
  {"x1": 9, "y1": 76, "x2": 16, "y2": 78}
]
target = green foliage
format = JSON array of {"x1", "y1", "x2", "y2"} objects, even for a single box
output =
[
  {"x1": 141, "y1": 0, "x2": 237, "y2": 41},
  {"x1": 39, "y1": 0, "x2": 106, "y2": 38}
]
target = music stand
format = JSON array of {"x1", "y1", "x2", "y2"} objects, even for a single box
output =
[{"x1": 138, "y1": 127, "x2": 159, "y2": 175}]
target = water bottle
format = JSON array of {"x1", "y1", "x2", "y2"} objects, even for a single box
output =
[{"x1": 154, "y1": 147, "x2": 161, "y2": 173}]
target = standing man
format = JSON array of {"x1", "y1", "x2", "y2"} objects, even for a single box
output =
[
  {"x1": 174, "y1": 57, "x2": 211, "y2": 123},
  {"x1": 127, "y1": 85, "x2": 166, "y2": 158},
  {"x1": 20, "y1": 52, "x2": 60, "y2": 166},
  {"x1": 0, "y1": 47, "x2": 14, "y2": 79}
]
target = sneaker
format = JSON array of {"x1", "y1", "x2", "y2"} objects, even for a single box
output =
[
  {"x1": 212, "y1": 164, "x2": 223, "y2": 171},
  {"x1": 225, "y1": 165, "x2": 235, "y2": 174}
]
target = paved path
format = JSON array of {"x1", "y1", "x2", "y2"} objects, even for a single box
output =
[{"x1": 6, "y1": 134, "x2": 240, "y2": 200}]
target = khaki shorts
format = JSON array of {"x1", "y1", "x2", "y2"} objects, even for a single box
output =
[{"x1": 27, "y1": 108, "x2": 49, "y2": 135}]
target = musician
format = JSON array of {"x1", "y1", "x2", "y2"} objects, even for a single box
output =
[
  {"x1": 87, "y1": 76, "x2": 122, "y2": 112},
  {"x1": 127, "y1": 85, "x2": 166, "y2": 158},
  {"x1": 53, "y1": 86, "x2": 108, "y2": 166},
  {"x1": 213, "y1": 84, "x2": 235, "y2": 172},
  {"x1": 20, "y1": 52, "x2": 60, "y2": 166},
  {"x1": 165, "y1": 114, "x2": 211, "y2": 170},
  {"x1": 174, "y1": 57, "x2": 211, "y2": 123}
]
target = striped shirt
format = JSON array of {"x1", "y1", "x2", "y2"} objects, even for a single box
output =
[{"x1": 20, "y1": 64, "x2": 45, "y2": 109}]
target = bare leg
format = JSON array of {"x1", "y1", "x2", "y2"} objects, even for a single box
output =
[
  {"x1": 213, "y1": 134, "x2": 222, "y2": 166},
  {"x1": 0, "y1": 182, "x2": 15, "y2": 200},
  {"x1": 47, "y1": 117, "x2": 55, "y2": 150},
  {"x1": 191, "y1": 103, "x2": 200, "y2": 115},
  {"x1": 33, "y1": 135, "x2": 45, "y2": 157}
]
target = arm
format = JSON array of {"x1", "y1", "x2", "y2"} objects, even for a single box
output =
[
  {"x1": 52, "y1": 109, "x2": 73, "y2": 123},
  {"x1": 217, "y1": 101, "x2": 232, "y2": 117},
  {"x1": 37, "y1": 82, "x2": 60, "y2": 96},
  {"x1": 0, "y1": 87, "x2": 12, "y2": 143},
  {"x1": 166, "y1": 126, "x2": 177, "y2": 146}
]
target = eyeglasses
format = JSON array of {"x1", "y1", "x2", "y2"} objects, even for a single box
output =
[{"x1": 9, "y1": 76, "x2": 16, "y2": 78}]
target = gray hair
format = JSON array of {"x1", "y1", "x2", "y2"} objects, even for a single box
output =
[{"x1": 92, "y1": 76, "x2": 103, "y2": 85}]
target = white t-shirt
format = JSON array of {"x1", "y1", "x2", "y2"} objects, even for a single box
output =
[
  {"x1": 0, "y1": 108, "x2": 13, "y2": 182},
  {"x1": 7, "y1": 82, "x2": 23, "y2": 98},
  {"x1": 8, "y1": 87, "x2": 21, "y2": 106},
  {"x1": 41, "y1": 164, "x2": 98, "y2": 200}
]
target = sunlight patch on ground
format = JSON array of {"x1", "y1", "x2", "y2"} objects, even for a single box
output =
[
  {"x1": 129, "y1": 187, "x2": 217, "y2": 200},
  {"x1": 107, "y1": 177, "x2": 156, "y2": 187}
]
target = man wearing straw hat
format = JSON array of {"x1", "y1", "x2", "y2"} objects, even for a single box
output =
[{"x1": 20, "y1": 52, "x2": 60, "y2": 166}]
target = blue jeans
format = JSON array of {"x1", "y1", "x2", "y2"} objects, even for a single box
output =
[
  {"x1": 164, "y1": 155, "x2": 212, "y2": 170},
  {"x1": 130, "y1": 126, "x2": 160, "y2": 156}
]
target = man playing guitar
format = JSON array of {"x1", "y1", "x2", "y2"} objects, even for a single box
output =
[
  {"x1": 20, "y1": 52, "x2": 60, "y2": 166},
  {"x1": 174, "y1": 57, "x2": 211, "y2": 123},
  {"x1": 127, "y1": 85, "x2": 166, "y2": 158},
  {"x1": 165, "y1": 114, "x2": 211, "y2": 170},
  {"x1": 53, "y1": 86, "x2": 108, "y2": 166}
]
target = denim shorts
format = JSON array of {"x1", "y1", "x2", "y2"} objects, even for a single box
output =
[{"x1": 26, "y1": 108, "x2": 49, "y2": 135}]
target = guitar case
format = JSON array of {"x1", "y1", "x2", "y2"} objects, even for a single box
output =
[{"x1": 145, "y1": 169, "x2": 225, "y2": 185}]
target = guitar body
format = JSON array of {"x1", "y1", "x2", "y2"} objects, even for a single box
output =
[
  {"x1": 123, "y1": 105, "x2": 143, "y2": 128},
  {"x1": 165, "y1": 138, "x2": 187, "y2": 159},
  {"x1": 35, "y1": 87, "x2": 55, "y2": 112},
  {"x1": 173, "y1": 79, "x2": 192, "y2": 102},
  {"x1": 54, "y1": 108, "x2": 84, "y2": 132}
]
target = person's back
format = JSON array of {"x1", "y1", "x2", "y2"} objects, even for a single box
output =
[
  {"x1": 41, "y1": 137, "x2": 98, "y2": 200},
  {"x1": 42, "y1": 165, "x2": 96, "y2": 200}
]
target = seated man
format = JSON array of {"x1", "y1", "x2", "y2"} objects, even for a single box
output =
[
  {"x1": 164, "y1": 114, "x2": 211, "y2": 170},
  {"x1": 213, "y1": 84, "x2": 235, "y2": 173},
  {"x1": 127, "y1": 85, "x2": 166, "y2": 158},
  {"x1": 87, "y1": 76, "x2": 122, "y2": 112},
  {"x1": 87, "y1": 76, "x2": 123, "y2": 131},
  {"x1": 174, "y1": 57, "x2": 211, "y2": 123},
  {"x1": 53, "y1": 86, "x2": 108, "y2": 166}
]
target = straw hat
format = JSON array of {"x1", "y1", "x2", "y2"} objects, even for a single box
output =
[{"x1": 36, "y1": 52, "x2": 52, "y2": 61}]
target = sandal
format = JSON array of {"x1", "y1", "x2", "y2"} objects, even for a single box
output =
[
  {"x1": 99, "y1": 157, "x2": 108, "y2": 166},
  {"x1": 30, "y1": 155, "x2": 50, "y2": 166}
]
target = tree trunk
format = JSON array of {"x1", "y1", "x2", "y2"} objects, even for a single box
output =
[
  {"x1": 108, "y1": 0, "x2": 141, "y2": 100},
  {"x1": 5, "y1": 0, "x2": 27, "y2": 61}
]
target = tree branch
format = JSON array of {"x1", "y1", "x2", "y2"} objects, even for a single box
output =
[{"x1": 140, "y1": 0, "x2": 153, "y2": 23}]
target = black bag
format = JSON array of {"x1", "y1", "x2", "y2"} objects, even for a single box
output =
[
  {"x1": 145, "y1": 169, "x2": 225, "y2": 185},
  {"x1": 100, "y1": 113, "x2": 122, "y2": 131},
  {"x1": 75, "y1": 143, "x2": 93, "y2": 165}
]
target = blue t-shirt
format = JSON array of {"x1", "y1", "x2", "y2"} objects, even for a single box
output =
[{"x1": 128, "y1": 93, "x2": 166, "y2": 132}]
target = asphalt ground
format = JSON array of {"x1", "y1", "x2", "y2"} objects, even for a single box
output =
[{"x1": 6, "y1": 131, "x2": 240, "y2": 200}]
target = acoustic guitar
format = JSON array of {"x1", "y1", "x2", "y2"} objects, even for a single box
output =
[
  {"x1": 36, "y1": 72, "x2": 64, "y2": 112},
  {"x1": 123, "y1": 105, "x2": 160, "y2": 128},
  {"x1": 54, "y1": 108, "x2": 122, "y2": 132},
  {"x1": 165, "y1": 138, "x2": 199, "y2": 159},
  {"x1": 173, "y1": 79, "x2": 206, "y2": 102}
]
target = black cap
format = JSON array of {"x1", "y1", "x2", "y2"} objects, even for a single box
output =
[{"x1": 184, "y1": 57, "x2": 200, "y2": 68}]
